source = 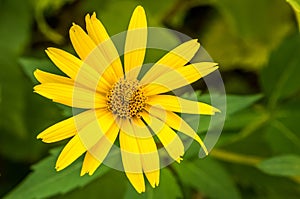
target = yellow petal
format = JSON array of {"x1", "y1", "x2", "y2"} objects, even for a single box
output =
[
  {"x1": 132, "y1": 118, "x2": 160, "y2": 187},
  {"x1": 78, "y1": 109, "x2": 116, "y2": 150},
  {"x1": 70, "y1": 24, "x2": 119, "y2": 85},
  {"x1": 147, "y1": 95, "x2": 220, "y2": 115},
  {"x1": 124, "y1": 6, "x2": 147, "y2": 80},
  {"x1": 56, "y1": 135, "x2": 86, "y2": 171},
  {"x1": 45, "y1": 47, "x2": 82, "y2": 80},
  {"x1": 46, "y1": 47, "x2": 111, "y2": 92},
  {"x1": 143, "y1": 62, "x2": 218, "y2": 96},
  {"x1": 120, "y1": 118, "x2": 159, "y2": 188},
  {"x1": 34, "y1": 83, "x2": 107, "y2": 109},
  {"x1": 82, "y1": 120, "x2": 120, "y2": 175},
  {"x1": 125, "y1": 173, "x2": 145, "y2": 193},
  {"x1": 85, "y1": 13, "x2": 110, "y2": 44},
  {"x1": 81, "y1": 152, "x2": 101, "y2": 176},
  {"x1": 37, "y1": 109, "x2": 96, "y2": 143},
  {"x1": 85, "y1": 13, "x2": 124, "y2": 81},
  {"x1": 141, "y1": 112, "x2": 184, "y2": 163},
  {"x1": 78, "y1": 109, "x2": 119, "y2": 175},
  {"x1": 69, "y1": 23, "x2": 97, "y2": 60},
  {"x1": 145, "y1": 105, "x2": 208, "y2": 155},
  {"x1": 119, "y1": 120, "x2": 142, "y2": 172},
  {"x1": 120, "y1": 121, "x2": 145, "y2": 193},
  {"x1": 141, "y1": 39, "x2": 200, "y2": 84},
  {"x1": 34, "y1": 69, "x2": 74, "y2": 85}
]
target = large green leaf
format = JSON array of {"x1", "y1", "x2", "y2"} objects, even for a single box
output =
[
  {"x1": 19, "y1": 57, "x2": 63, "y2": 84},
  {"x1": 187, "y1": 94, "x2": 262, "y2": 134},
  {"x1": 197, "y1": 93, "x2": 262, "y2": 115},
  {"x1": 20, "y1": 57, "x2": 73, "y2": 117},
  {"x1": 4, "y1": 148, "x2": 110, "y2": 199},
  {"x1": 52, "y1": 169, "x2": 127, "y2": 199},
  {"x1": 257, "y1": 155, "x2": 300, "y2": 177},
  {"x1": 261, "y1": 34, "x2": 300, "y2": 106},
  {"x1": 124, "y1": 168, "x2": 182, "y2": 199},
  {"x1": 182, "y1": 94, "x2": 263, "y2": 159},
  {"x1": 225, "y1": 94, "x2": 263, "y2": 115},
  {"x1": 174, "y1": 158, "x2": 241, "y2": 199}
]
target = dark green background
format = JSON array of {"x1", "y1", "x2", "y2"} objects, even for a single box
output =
[{"x1": 1, "y1": 0, "x2": 300, "y2": 198}]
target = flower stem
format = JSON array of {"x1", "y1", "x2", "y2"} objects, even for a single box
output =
[{"x1": 210, "y1": 149, "x2": 262, "y2": 166}]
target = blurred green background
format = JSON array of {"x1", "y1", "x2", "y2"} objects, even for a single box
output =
[{"x1": 1, "y1": 0, "x2": 300, "y2": 198}]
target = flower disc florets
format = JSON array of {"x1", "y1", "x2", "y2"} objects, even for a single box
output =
[{"x1": 107, "y1": 78, "x2": 147, "y2": 118}]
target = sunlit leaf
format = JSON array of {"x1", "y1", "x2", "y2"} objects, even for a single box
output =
[{"x1": 257, "y1": 155, "x2": 300, "y2": 176}]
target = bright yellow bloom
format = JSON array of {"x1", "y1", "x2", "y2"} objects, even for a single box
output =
[{"x1": 34, "y1": 5, "x2": 219, "y2": 193}]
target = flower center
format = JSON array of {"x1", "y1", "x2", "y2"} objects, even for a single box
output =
[{"x1": 107, "y1": 79, "x2": 147, "y2": 118}]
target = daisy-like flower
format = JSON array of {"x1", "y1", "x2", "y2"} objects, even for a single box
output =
[{"x1": 34, "y1": 5, "x2": 219, "y2": 193}]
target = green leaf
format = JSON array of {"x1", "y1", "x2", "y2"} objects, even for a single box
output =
[
  {"x1": 20, "y1": 57, "x2": 73, "y2": 117},
  {"x1": 287, "y1": 0, "x2": 300, "y2": 31},
  {"x1": 261, "y1": 34, "x2": 300, "y2": 106},
  {"x1": 225, "y1": 94, "x2": 263, "y2": 115},
  {"x1": 19, "y1": 57, "x2": 64, "y2": 84},
  {"x1": 173, "y1": 158, "x2": 241, "y2": 199},
  {"x1": 186, "y1": 94, "x2": 262, "y2": 134},
  {"x1": 52, "y1": 169, "x2": 127, "y2": 199},
  {"x1": 124, "y1": 168, "x2": 182, "y2": 199},
  {"x1": 257, "y1": 155, "x2": 300, "y2": 177},
  {"x1": 222, "y1": 108, "x2": 259, "y2": 131},
  {"x1": 198, "y1": 93, "x2": 262, "y2": 115},
  {"x1": 4, "y1": 147, "x2": 110, "y2": 199}
]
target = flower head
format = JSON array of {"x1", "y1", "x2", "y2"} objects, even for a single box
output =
[{"x1": 34, "y1": 5, "x2": 219, "y2": 193}]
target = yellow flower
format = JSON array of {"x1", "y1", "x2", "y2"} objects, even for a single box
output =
[{"x1": 34, "y1": 5, "x2": 220, "y2": 193}]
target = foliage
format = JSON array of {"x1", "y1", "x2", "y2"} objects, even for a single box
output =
[{"x1": 1, "y1": 0, "x2": 300, "y2": 198}]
